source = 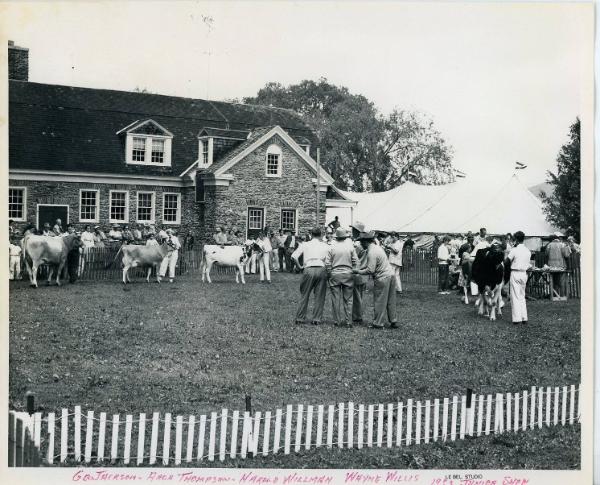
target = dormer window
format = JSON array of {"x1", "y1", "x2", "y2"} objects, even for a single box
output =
[
  {"x1": 266, "y1": 144, "x2": 282, "y2": 177},
  {"x1": 197, "y1": 127, "x2": 248, "y2": 169},
  {"x1": 199, "y1": 137, "x2": 213, "y2": 167},
  {"x1": 117, "y1": 119, "x2": 173, "y2": 167}
]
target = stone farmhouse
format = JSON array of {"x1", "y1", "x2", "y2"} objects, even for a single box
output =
[{"x1": 7, "y1": 41, "x2": 355, "y2": 242}]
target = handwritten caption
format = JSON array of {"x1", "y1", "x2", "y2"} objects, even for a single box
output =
[{"x1": 71, "y1": 470, "x2": 530, "y2": 485}]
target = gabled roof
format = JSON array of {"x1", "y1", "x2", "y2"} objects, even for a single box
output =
[
  {"x1": 198, "y1": 127, "x2": 249, "y2": 139},
  {"x1": 116, "y1": 119, "x2": 173, "y2": 137},
  {"x1": 9, "y1": 81, "x2": 316, "y2": 176},
  {"x1": 205, "y1": 125, "x2": 334, "y2": 186}
]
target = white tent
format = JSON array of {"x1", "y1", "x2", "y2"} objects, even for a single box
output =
[{"x1": 333, "y1": 174, "x2": 556, "y2": 236}]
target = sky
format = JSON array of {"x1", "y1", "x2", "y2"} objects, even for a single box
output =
[{"x1": 1, "y1": 1, "x2": 592, "y2": 188}]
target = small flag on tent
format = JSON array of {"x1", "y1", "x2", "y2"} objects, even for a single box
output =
[{"x1": 515, "y1": 161, "x2": 528, "y2": 170}]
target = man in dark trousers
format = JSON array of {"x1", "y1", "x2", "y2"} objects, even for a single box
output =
[
  {"x1": 350, "y1": 221, "x2": 367, "y2": 324},
  {"x1": 284, "y1": 229, "x2": 297, "y2": 273},
  {"x1": 353, "y1": 231, "x2": 399, "y2": 329},
  {"x1": 292, "y1": 227, "x2": 330, "y2": 325}
]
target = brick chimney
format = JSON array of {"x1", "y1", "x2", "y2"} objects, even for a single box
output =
[{"x1": 8, "y1": 40, "x2": 29, "y2": 81}]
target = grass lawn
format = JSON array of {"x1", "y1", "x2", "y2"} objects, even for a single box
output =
[{"x1": 8, "y1": 271, "x2": 580, "y2": 468}]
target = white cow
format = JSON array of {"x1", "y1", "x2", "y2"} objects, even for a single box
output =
[
  {"x1": 202, "y1": 244, "x2": 251, "y2": 283},
  {"x1": 110, "y1": 242, "x2": 171, "y2": 284},
  {"x1": 22, "y1": 233, "x2": 82, "y2": 287}
]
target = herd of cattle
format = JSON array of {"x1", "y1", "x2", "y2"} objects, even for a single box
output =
[
  {"x1": 19, "y1": 233, "x2": 252, "y2": 287},
  {"x1": 19, "y1": 232, "x2": 508, "y2": 320}
]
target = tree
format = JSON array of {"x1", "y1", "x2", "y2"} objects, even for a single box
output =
[
  {"x1": 540, "y1": 118, "x2": 580, "y2": 238},
  {"x1": 243, "y1": 79, "x2": 455, "y2": 191}
]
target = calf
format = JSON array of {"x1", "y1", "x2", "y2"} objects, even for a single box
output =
[
  {"x1": 471, "y1": 246, "x2": 510, "y2": 321},
  {"x1": 22, "y1": 233, "x2": 82, "y2": 287},
  {"x1": 202, "y1": 244, "x2": 251, "y2": 283}
]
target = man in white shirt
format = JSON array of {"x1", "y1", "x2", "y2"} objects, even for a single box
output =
[
  {"x1": 9, "y1": 238, "x2": 22, "y2": 280},
  {"x1": 79, "y1": 225, "x2": 96, "y2": 276},
  {"x1": 276, "y1": 229, "x2": 287, "y2": 271},
  {"x1": 292, "y1": 227, "x2": 330, "y2": 325},
  {"x1": 108, "y1": 225, "x2": 123, "y2": 241},
  {"x1": 256, "y1": 232, "x2": 272, "y2": 283},
  {"x1": 437, "y1": 235, "x2": 451, "y2": 294},
  {"x1": 507, "y1": 230, "x2": 532, "y2": 324},
  {"x1": 473, "y1": 227, "x2": 487, "y2": 246},
  {"x1": 325, "y1": 228, "x2": 358, "y2": 327},
  {"x1": 386, "y1": 232, "x2": 405, "y2": 293},
  {"x1": 158, "y1": 228, "x2": 181, "y2": 283}
]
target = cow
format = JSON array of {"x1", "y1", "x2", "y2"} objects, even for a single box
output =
[
  {"x1": 109, "y1": 242, "x2": 171, "y2": 284},
  {"x1": 22, "y1": 233, "x2": 83, "y2": 287},
  {"x1": 201, "y1": 244, "x2": 252, "y2": 284},
  {"x1": 471, "y1": 244, "x2": 511, "y2": 321}
]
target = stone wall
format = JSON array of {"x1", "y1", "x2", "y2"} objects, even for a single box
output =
[{"x1": 197, "y1": 134, "x2": 326, "y2": 241}]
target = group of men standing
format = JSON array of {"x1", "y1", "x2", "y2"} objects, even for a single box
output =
[{"x1": 292, "y1": 222, "x2": 399, "y2": 329}]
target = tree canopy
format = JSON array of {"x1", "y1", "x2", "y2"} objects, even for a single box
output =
[
  {"x1": 540, "y1": 118, "x2": 580, "y2": 238},
  {"x1": 243, "y1": 78, "x2": 455, "y2": 191}
]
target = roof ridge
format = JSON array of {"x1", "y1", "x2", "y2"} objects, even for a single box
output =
[{"x1": 10, "y1": 80, "x2": 308, "y2": 121}]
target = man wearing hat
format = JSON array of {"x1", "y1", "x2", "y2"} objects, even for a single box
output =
[
  {"x1": 325, "y1": 228, "x2": 358, "y2": 327},
  {"x1": 353, "y1": 231, "x2": 399, "y2": 329},
  {"x1": 545, "y1": 231, "x2": 571, "y2": 300},
  {"x1": 158, "y1": 228, "x2": 181, "y2": 283},
  {"x1": 41, "y1": 222, "x2": 52, "y2": 236},
  {"x1": 350, "y1": 221, "x2": 368, "y2": 324},
  {"x1": 292, "y1": 227, "x2": 330, "y2": 325}
]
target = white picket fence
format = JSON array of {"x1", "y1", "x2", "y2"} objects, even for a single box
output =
[{"x1": 11, "y1": 384, "x2": 581, "y2": 466}]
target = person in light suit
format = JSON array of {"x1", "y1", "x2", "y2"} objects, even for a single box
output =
[{"x1": 158, "y1": 228, "x2": 181, "y2": 283}]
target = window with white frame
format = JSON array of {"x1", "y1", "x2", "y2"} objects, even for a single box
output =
[
  {"x1": 248, "y1": 208, "x2": 263, "y2": 230},
  {"x1": 110, "y1": 191, "x2": 129, "y2": 223},
  {"x1": 281, "y1": 209, "x2": 296, "y2": 233},
  {"x1": 266, "y1": 144, "x2": 282, "y2": 177},
  {"x1": 200, "y1": 139, "x2": 209, "y2": 165},
  {"x1": 151, "y1": 139, "x2": 165, "y2": 163},
  {"x1": 79, "y1": 190, "x2": 99, "y2": 222},
  {"x1": 132, "y1": 137, "x2": 146, "y2": 162},
  {"x1": 8, "y1": 187, "x2": 26, "y2": 221},
  {"x1": 162, "y1": 193, "x2": 181, "y2": 224},
  {"x1": 137, "y1": 192, "x2": 155, "y2": 222},
  {"x1": 126, "y1": 136, "x2": 172, "y2": 166}
]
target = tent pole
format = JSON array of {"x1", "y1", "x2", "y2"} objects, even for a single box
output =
[{"x1": 316, "y1": 147, "x2": 320, "y2": 227}]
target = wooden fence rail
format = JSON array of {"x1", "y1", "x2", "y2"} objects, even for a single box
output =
[
  {"x1": 10, "y1": 383, "x2": 581, "y2": 467},
  {"x1": 29, "y1": 246, "x2": 581, "y2": 298}
]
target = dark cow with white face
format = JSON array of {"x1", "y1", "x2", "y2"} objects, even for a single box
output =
[{"x1": 471, "y1": 243, "x2": 511, "y2": 321}]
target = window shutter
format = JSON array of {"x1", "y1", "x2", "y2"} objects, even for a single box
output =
[
  {"x1": 164, "y1": 138, "x2": 172, "y2": 166},
  {"x1": 125, "y1": 135, "x2": 133, "y2": 163}
]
